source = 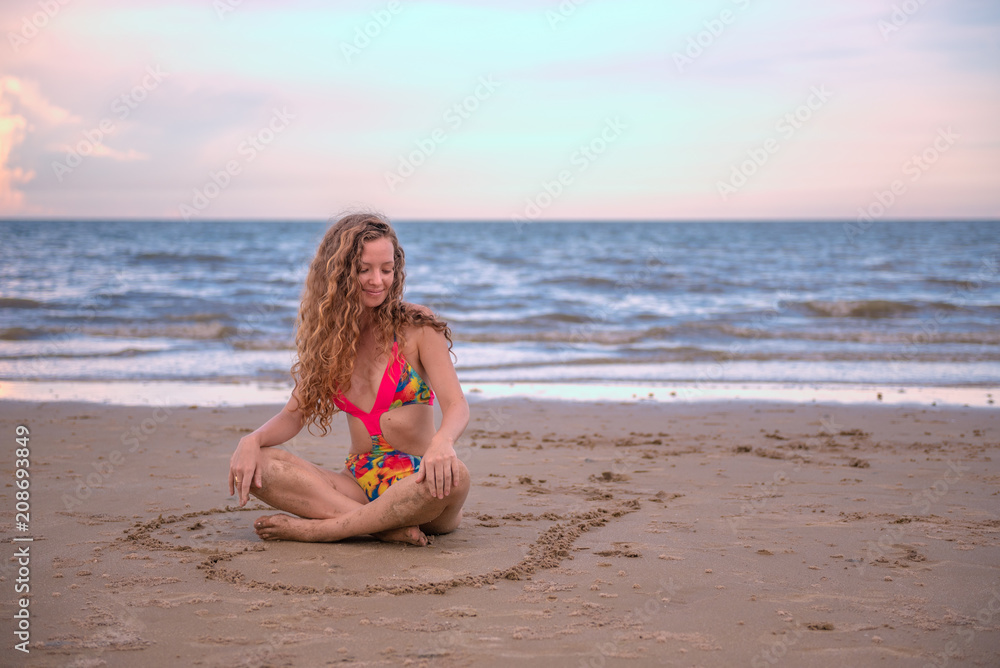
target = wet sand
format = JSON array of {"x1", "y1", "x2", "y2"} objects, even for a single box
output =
[{"x1": 1, "y1": 397, "x2": 998, "y2": 667}]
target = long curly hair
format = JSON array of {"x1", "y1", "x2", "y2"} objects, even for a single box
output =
[{"x1": 291, "y1": 212, "x2": 452, "y2": 436}]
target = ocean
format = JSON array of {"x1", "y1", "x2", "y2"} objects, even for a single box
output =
[{"x1": 1, "y1": 220, "x2": 998, "y2": 400}]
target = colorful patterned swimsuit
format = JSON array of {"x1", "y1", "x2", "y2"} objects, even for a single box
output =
[{"x1": 333, "y1": 339, "x2": 434, "y2": 501}]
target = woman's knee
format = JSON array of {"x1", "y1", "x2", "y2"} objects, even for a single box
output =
[
  {"x1": 422, "y1": 508, "x2": 463, "y2": 536},
  {"x1": 455, "y1": 460, "x2": 472, "y2": 491},
  {"x1": 260, "y1": 447, "x2": 295, "y2": 463},
  {"x1": 256, "y1": 447, "x2": 300, "y2": 485}
]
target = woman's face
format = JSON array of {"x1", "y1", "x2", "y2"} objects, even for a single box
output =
[{"x1": 357, "y1": 237, "x2": 395, "y2": 309}]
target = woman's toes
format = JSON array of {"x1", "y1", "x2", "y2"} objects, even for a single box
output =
[
  {"x1": 253, "y1": 514, "x2": 288, "y2": 540},
  {"x1": 374, "y1": 525, "x2": 428, "y2": 546},
  {"x1": 404, "y1": 526, "x2": 429, "y2": 546}
]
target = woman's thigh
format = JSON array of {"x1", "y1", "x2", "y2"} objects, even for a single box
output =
[
  {"x1": 317, "y1": 465, "x2": 370, "y2": 506},
  {"x1": 263, "y1": 447, "x2": 369, "y2": 506}
]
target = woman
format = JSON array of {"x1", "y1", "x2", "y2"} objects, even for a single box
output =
[{"x1": 228, "y1": 212, "x2": 470, "y2": 546}]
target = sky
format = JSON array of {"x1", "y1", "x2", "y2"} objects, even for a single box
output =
[{"x1": 0, "y1": 0, "x2": 998, "y2": 221}]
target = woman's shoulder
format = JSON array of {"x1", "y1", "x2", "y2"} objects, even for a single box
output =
[{"x1": 398, "y1": 302, "x2": 449, "y2": 342}]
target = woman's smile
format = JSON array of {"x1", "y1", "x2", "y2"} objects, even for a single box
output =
[{"x1": 358, "y1": 237, "x2": 395, "y2": 307}]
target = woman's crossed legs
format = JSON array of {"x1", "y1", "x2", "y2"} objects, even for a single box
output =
[{"x1": 247, "y1": 447, "x2": 469, "y2": 545}]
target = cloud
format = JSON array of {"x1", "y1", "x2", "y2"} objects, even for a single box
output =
[
  {"x1": 0, "y1": 76, "x2": 78, "y2": 125},
  {"x1": 0, "y1": 114, "x2": 34, "y2": 211},
  {"x1": 0, "y1": 76, "x2": 79, "y2": 214},
  {"x1": 48, "y1": 142, "x2": 148, "y2": 162}
]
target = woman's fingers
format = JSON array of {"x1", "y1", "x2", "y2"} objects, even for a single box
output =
[
  {"x1": 229, "y1": 465, "x2": 242, "y2": 498},
  {"x1": 427, "y1": 462, "x2": 440, "y2": 498},
  {"x1": 420, "y1": 449, "x2": 462, "y2": 498},
  {"x1": 229, "y1": 465, "x2": 255, "y2": 506},
  {"x1": 424, "y1": 456, "x2": 457, "y2": 498},
  {"x1": 242, "y1": 478, "x2": 250, "y2": 506},
  {"x1": 442, "y1": 463, "x2": 453, "y2": 498},
  {"x1": 423, "y1": 458, "x2": 439, "y2": 498},
  {"x1": 228, "y1": 454, "x2": 238, "y2": 496},
  {"x1": 239, "y1": 470, "x2": 254, "y2": 506}
]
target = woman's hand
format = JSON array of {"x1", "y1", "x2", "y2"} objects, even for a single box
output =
[
  {"x1": 227, "y1": 391, "x2": 304, "y2": 506},
  {"x1": 408, "y1": 322, "x2": 469, "y2": 500},
  {"x1": 229, "y1": 436, "x2": 264, "y2": 506},
  {"x1": 415, "y1": 437, "x2": 463, "y2": 499}
]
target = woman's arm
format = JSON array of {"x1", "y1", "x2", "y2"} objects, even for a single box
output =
[
  {"x1": 413, "y1": 324, "x2": 469, "y2": 499},
  {"x1": 229, "y1": 389, "x2": 306, "y2": 506}
]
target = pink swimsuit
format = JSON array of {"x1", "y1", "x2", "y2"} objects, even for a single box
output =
[{"x1": 333, "y1": 340, "x2": 434, "y2": 500}]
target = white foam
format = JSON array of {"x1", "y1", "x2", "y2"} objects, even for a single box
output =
[
  {"x1": 0, "y1": 379, "x2": 994, "y2": 408},
  {"x1": 464, "y1": 382, "x2": 997, "y2": 408}
]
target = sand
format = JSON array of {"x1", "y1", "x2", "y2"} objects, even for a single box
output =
[{"x1": 1, "y1": 396, "x2": 998, "y2": 667}]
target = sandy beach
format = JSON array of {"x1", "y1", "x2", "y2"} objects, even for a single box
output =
[{"x1": 1, "y1": 396, "x2": 998, "y2": 667}]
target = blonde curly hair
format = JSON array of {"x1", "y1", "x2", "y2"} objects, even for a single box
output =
[{"x1": 291, "y1": 212, "x2": 452, "y2": 436}]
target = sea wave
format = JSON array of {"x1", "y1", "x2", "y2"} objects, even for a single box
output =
[
  {"x1": 454, "y1": 323, "x2": 1000, "y2": 346},
  {"x1": 0, "y1": 322, "x2": 241, "y2": 341},
  {"x1": 0, "y1": 327, "x2": 40, "y2": 341},
  {"x1": 134, "y1": 251, "x2": 230, "y2": 264},
  {"x1": 79, "y1": 322, "x2": 240, "y2": 340},
  {"x1": 162, "y1": 312, "x2": 240, "y2": 323},
  {"x1": 0, "y1": 347, "x2": 171, "y2": 361},
  {"x1": 455, "y1": 328, "x2": 669, "y2": 345},
  {"x1": 714, "y1": 324, "x2": 1000, "y2": 345},
  {"x1": 924, "y1": 278, "x2": 984, "y2": 289},
  {"x1": 455, "y1": 348, "x2": 1000, "y2": 370},
  {"x1": 793, "y1": 299, "x2": 951, "y2": 319},
  {"x1": 232, "y1": 337, "x2": 294, "y2": 351},
  {"x1": 0, "y1": 297, "x2": 45, "y2": 309},
  {"x1": 539, "y1": 275, "x2": 624, "y2": 289},
  {"x1": 449, "y1": 311, "x2": 596, "y2": 326}
]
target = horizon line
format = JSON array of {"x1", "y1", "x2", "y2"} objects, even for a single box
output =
[{"x1": 1, "y1": 217, "x2": 998, "y2": 224}]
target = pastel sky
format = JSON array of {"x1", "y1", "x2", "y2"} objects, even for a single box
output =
[{"x1": 1, "y1": 0, "x2": 997, "y2": 220}]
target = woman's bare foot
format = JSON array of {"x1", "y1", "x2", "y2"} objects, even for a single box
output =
[
  {"x1": 373, "y1": 525, "x2": 428, "y2": 546},
  {"x1": 254, "y1": 514, "x2": 319, "y2": 542},
  {"x1": 253, "y1": 515, "x2": 428, "y2": 545}
]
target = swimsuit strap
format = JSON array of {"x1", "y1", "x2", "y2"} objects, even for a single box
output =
[{"x1": 332, "y1": 340, "x2": 404, "y2": 436}]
